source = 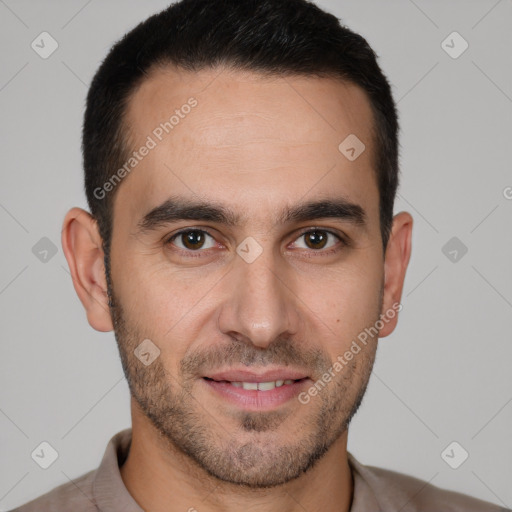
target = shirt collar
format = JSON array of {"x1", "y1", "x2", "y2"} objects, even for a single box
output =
[{"x1": 93, "y1": 428, "x2": 143, "y2": 511}]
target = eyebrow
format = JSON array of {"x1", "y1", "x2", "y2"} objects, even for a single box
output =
[{"x1": 136, "y1": 195, "x2": 367, "y2": 234}]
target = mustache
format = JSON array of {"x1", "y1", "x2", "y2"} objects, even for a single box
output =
[{"x1": 180, "y1": 337, "x2": 332, "y2": 378}]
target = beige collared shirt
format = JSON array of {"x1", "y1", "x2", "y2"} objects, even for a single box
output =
[{"x1": 10, "y1": 428, "x2": 507, "y2": 512}]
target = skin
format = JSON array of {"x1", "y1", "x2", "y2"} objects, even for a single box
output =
[{"x1": 62, "y1": 65, "x2": 412, "y2": 512}]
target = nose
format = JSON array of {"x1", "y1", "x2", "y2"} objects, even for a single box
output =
[{"x1": 217, "y1": 246, "x2": 300, "y2": 349}]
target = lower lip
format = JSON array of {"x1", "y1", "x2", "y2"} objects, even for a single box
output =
[{"x1": 202, "y1": 378, "x2": 310, "y2": 411}]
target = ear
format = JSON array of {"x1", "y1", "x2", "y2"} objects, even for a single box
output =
[
  {"x1": 61, "y1": 207, "x2": 113, "y2": 332},
  {"x1": 378, "y1": 211, "x2": 413, "y2": 338}
]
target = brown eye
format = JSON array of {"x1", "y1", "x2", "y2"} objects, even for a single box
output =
[
  {"x1": 293, "y1": 229, "x2": 341, "y2": 251},
  {"x1": 168, "y1": 230, "x2": 216, "y2": 251},
  {"x1": 303, "y1": 230, "x2": 328, "y2": 249}
]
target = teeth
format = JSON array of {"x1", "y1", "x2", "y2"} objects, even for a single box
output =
[
  {"x1": 257, "y1": 381, "x2": 276, "y2": 391},
  {"x1": 229, "y1": 380, "x2": 295, "y2": 391}
]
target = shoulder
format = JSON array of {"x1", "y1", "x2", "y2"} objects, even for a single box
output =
[
  {"x1": 349, "y1": 454, "x2": 508, "y2": 512},
  {"x1": 8, "y1": 469, "x2": 98, "y2": 512},
  {"x1": 8, "y1": 428, "x2": 133, "y2": 512}
]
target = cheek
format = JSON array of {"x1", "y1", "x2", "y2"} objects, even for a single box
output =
[
  {"x1": 304, "y1": 262, "x2": 382, "y2": 352},
  {"x1": 317, "y1": 262, "x2": 381, "y2": 313},
  {"x1": 112, "y1": 242, "x2": 199, "y2": 317},
  {"x1": 121, "y1": 267, "x2": 214, "y2": 359}
]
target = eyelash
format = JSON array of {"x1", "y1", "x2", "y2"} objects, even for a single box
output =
[{"x1": 164, "y1": 227, "x2": 348, "y2": 258}]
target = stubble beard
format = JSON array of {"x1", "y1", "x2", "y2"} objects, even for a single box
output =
[{"x1": 107, "y1": 274, "x2": 380, "y2": 488}]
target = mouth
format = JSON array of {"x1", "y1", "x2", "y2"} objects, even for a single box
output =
[
  {"x1": 201, "y1": 369, "x2": 311, "y2": 411},
  {"x1": 203, "y1": 377, "x2": 307, "y2": 391}
]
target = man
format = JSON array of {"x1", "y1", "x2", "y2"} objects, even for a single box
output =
[{"x1": 11, "y1": 0, "x2": 507, "y2": 510}]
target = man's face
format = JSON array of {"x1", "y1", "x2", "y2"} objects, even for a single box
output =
[{"x1": 109, "y1": 66, "x2": 385, "y2": 487}]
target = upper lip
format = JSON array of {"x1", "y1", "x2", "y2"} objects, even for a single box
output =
[{"x1": 203, "y1": 367, "x2": 309, "y2": 382}]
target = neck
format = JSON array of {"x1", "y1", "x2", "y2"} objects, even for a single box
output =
[{"x1": 120, "y1": 402, "x2": 354, "y2": 512}]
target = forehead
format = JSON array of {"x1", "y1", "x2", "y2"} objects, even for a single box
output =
[{"x1": 117, "y1": 65, "x2": 379, "y2": 229}]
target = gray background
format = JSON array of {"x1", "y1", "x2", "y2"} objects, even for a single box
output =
[{"x1": 1, "y1": 0, "x2": 511, "y2": 509}]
